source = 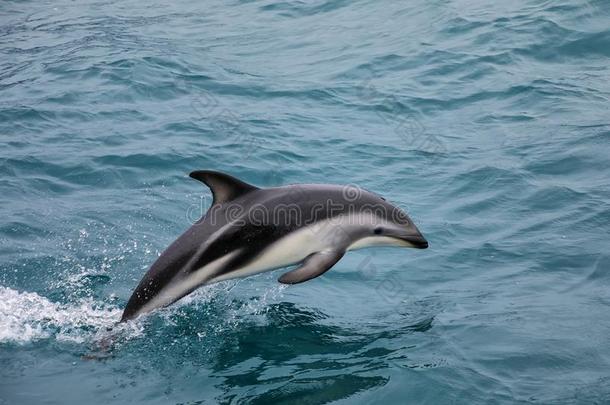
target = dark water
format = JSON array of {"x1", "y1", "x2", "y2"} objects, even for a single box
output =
[{"x1": 1, "y1": 0, "x2": 610, "y2": 403}]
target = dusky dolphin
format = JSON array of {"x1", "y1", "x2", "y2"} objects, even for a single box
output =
[{"x1": 121, "y1": 171, "x2": 428, "y2": 321}]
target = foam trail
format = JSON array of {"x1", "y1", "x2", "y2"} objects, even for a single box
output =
[{"x1": 0, "y1": 286, "x2": 124, "y2": 344}]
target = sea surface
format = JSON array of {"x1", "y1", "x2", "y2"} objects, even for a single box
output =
[{"x1": 1, "y1": 0, "x2": 610, "y2": 403}]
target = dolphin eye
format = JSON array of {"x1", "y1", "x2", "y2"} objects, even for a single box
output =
[{"x1": 373, "y1": 227, "x2": 383, "y2": 235}]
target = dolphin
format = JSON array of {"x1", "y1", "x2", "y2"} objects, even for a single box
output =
[{"x1": 121, "y1": 171, "x2": 428, "y2": 321}]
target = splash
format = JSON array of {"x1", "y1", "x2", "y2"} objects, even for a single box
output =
[
  {"x1": 0, "y1": 286, "x2": 126, "y2": 345},
  {"x1": 0, "y1": 274, "x2": 288, "y2": 347}
]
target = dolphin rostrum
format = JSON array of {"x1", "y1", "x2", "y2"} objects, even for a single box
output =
[{"x1": 121, "y1": 171, "x2": 428, "y2": 321}]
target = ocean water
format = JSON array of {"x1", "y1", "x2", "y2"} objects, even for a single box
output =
[{"x1": 1, "y1": 0, "x2": 610, "y2": 403}]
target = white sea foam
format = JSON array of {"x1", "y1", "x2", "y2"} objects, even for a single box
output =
[
  {"x1": 0, "y1": 274, "x2": 288, "y2": 346},
  {"x1": 0, "y1": 286, "x2": 124, "y2": 344}
]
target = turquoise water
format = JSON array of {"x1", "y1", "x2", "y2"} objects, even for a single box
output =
[{"x1": 1, "y1": 0, "x2": 610, "y2": 403}]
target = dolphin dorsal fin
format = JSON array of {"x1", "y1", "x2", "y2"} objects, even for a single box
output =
[{"x1": 189, "y1": 170, "x2": 259, "y2": 205}]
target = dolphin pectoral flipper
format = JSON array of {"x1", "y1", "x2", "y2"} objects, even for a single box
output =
[{"x1": 278, "y1": 250, "x2": 345, "y2": 284}]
